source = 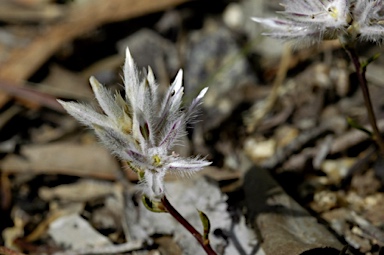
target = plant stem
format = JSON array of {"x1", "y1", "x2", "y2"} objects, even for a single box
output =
[
  {"x1": 160, "y1": 196, "x2": 218, "y2": 255},
  {"x1": 345, "y1": 47, "x2": 384, "y2": 156}
]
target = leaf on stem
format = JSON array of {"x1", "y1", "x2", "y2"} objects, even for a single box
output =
[
  {"x1": 347, "y1": 117, "x2": 372, "y2": 137},
  {"x1": 361, "y1": 53, "x2": 381, "y2": 71},
  {"x1": 142, "y1": 195, "x2": 167, "y2": 213},
  {"x1": 198, "y1": 210, "x2": 211, "y2": 244}
]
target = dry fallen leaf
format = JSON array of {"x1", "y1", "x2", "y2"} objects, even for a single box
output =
[
  {"x1": 0, "y1": 142, "x2": 120, "y2": 179},
  {"x1": 244, "y1": 166, "x2": 343, "y2": 255},
  {"x1": 38, "y1": 179, "x2": 121, "y2": 202}
]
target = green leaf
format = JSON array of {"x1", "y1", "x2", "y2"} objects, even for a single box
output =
[
  {"x1": 198, "y1": 210, "x2": 211, "y2": 244},
  {"x1": 361, "y1": 53, "x2": 381, "y2": 70},
  {"x1": 347, "y1": 117, "x2": 372, "y2": 137},
  {"x1": 142, "y1": 196, "x2": 167, "y2": 213}
]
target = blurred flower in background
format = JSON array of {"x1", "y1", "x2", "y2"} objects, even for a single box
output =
[{"x1": 253, "y1": 0, "x2": 384, "y2": 47}]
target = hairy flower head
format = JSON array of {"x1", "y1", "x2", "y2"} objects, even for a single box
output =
[
  {"x1": 253, "y1": 0, "x2": 384, "y2": 47},
  {"x1": 58, "y1": 47, "x2": 211, "y2": 199}
]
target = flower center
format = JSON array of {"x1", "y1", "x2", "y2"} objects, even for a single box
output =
[
  {"x1": 152, "y1": 155, "x2": 162, "y2": 167},
  {"x1": 327, "y1": 6, "x2": 339, "y2": 20}
]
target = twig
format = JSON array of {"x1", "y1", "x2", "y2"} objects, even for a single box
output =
[
  {"x1": 331, "y1": 119, "x2": 384, "y2": 154},
  {"x1": 52, "y1": 241, "x2": 143, "y2": 255},
  {"x1": 0, "y1": 0, "x2": 188, "y2": 81},
  {"x1": 0, "y1": 79, "x2": 64, "y2": 112},
  {"x1": 160, "y1": 195, "x2": 218, "y2": 255},
  {"x1": 0, "y1": 0, "x2": 188, "y2": 108},
  {"x1": 261, "y1": 124, "x2": 330, "y2": 170},
  {"x1": 350, "y1": 212, "x2": 384, "y2": 246},
  {"x1": 245, "y1": 44, "x2": 291, "y2": 133}
]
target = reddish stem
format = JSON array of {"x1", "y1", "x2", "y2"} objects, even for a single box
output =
[
  {"x1": 160, "y1": 196, "x2": 218, "y2": 255},
  {"x1": 345, "y1": 47, "x2": 384, "y2": 156}
]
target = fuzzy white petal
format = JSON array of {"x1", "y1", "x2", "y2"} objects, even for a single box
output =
[
  {"x1": 197, "y1": 87, "x2": 208, "y2": 99},
  {"x1": 89, "y1": 76, "x2": 121, "y2": 121},
  {"x1": 57, "y1": 100, "x2": 109, "y2": 128},
  {"x1": 168, "y1": 158, "x2": 212, "y2": 172},
  {"x1": 124, "y1": 47, "x2": 139, "y2": 109}
]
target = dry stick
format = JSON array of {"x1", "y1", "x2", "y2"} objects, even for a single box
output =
[
  {"x1": 160, "y1": 196, "x2": 218, "y2": 255},
  {"x1": 345, "y1": 47, "x2": 384, "y2": 155},
  {"x1": 245, "y1": 44, "x2": 291, "y2": 133},
  {"x1": 0, "y1": 0, "x2": 188, "y2": 81},
  {"x1": 0, "y1": 0, "x2": 188, "y2": 108}
]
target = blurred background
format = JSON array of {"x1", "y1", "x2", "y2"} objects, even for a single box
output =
[{"x1": 1, "y1": 0, "x2": 384, "y2": 254}]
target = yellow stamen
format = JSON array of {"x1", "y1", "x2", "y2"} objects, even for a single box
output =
[
  {"x1": 328, "y1": 6, "x2": 339, "y2": 20},
  {"x1": 153, "y1": 155, "x2": 162, "y2": 167}
]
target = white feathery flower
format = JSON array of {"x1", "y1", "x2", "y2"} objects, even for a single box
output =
[
  {"x1": 352, "y1": 0, "x2": 384, "y2": 42},
  {"x1": 253, "y1": 0, "x2": 384, "y2": 47},
  {"x1": 58, "y1": 47, "x2": 211, "y2": 200}
]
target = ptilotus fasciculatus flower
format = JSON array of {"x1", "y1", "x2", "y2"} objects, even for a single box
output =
[
  {"x1": 253, "y1": 0, "x2": 384, "y2": 47},
  {"x1": 58, "y1": 48, "x2": 211, "y2": 200}
]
